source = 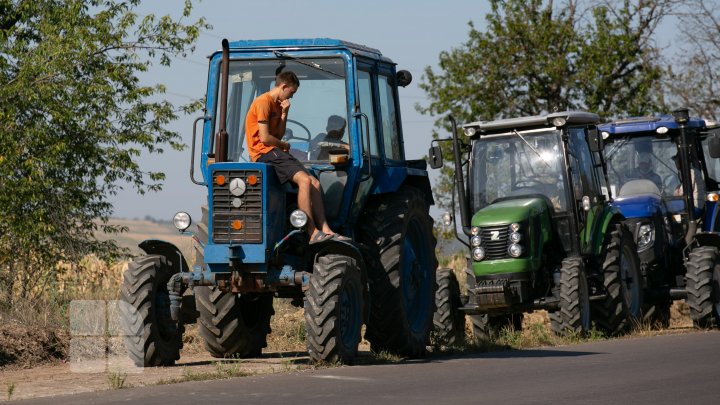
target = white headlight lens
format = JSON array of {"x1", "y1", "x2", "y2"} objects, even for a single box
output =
[
  {"x1": 173, "y1": 212, "x2": 192, "y2": 231},
  {"x1": 290, "y1": 209, "x2": 308, "y2": 228},
  {"x1": 656, "y1": 126, "x2": 669, "y2": 135},
  {"x1": 509, "y1": 232, "x2": 521, "y2": 243},
  {"x1": 471, "y1": 235, "x2": 482, "y2": 247},
  {"x1": 637, "y1": 223, "x2": 654, "y2": 251},
  {"x1": 552, "y1": 117, "x2": 567, "y2": 127},
  {"x1": 464, "y1": 127, "x2": 477, "y2": 136},
  {"x1": 508, "y1": 243, "x2": 522, "y2": 257},
  {"x1": 471, "y1": 226, "x2": 480, "y2": 236},
  {"x1": 509, "y1": 223, "x2": 520, "y2": 232},
  {"x1": 472, "y1": 247, "x2": 485, "y2": 261}
]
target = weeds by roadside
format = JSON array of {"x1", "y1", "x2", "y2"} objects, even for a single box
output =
[
  {"x1": 107, "y1": 371, "x2": 127, "y2": 390},
  {"x1": 6, "y1": 381, "x2": 15, "y2": 401}
]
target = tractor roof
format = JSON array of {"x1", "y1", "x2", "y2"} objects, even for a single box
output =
[
  {"x1": 216, "y1": 38, "x2": 391, "y2": 63},
  {"x1": 598, "y1": 115, "x2": 707, "y2": 136},
  {"x1": 463, "y1": 111, "x2": 599, "y2": 135}
]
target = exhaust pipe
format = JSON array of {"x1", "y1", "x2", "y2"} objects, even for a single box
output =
[{"x1": 214, "y1": 39, "x2": 230, "y2": 162}]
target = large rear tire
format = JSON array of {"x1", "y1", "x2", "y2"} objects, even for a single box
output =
[
  {"x1": 195, "y1": 287, "x2": 274, "y2": 358},
  {"x1": 359, "y1": 185, "x2": 438, "y2": 357},
  {"x1": 550, "y1": 257, "x2": 590, "y2": 337},
  {"x1": 305, "y1": 254, "x2": 364, "y2": 363},
  {"x1": 685, "y1": 246, "x2": 720, "y2": 328},
  {"x1": 594, "y1": 223, "x2": 643, "y2": 335},
  {"x1": 120, "y1": 255, "x2": 183, "y2": 367},
  {"x1": 431, "y1": 269, "x2": 465, "y2": 348}
]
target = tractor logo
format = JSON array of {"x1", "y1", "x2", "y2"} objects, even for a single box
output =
[
  {"x1": 490, "y1": 231, "x2": 500, "y2": 240},
  {"x1": 229, "y1": 178, "x2": 246, "y2": 196}
]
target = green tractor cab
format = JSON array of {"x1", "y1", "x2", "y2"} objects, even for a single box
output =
[{"x1": 429, "y1": 111, "x2": 642, "y2": 341}]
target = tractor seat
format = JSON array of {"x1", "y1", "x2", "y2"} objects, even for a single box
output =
[{"x1": 618, "y1": 179, "x2": 661, "y2": 197}]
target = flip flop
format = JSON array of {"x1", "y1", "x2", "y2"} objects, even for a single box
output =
[
  {"x1": 309, "y1": 231, "x2": 334, "y2": 245},
  {"x1": 332, "y1": 234, "x2": 352, "y2": 242}
]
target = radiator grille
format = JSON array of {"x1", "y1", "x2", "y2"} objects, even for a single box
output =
[
  {"x1": 481, "y1": 225, "x2": 509, "y2": 260},
  {"x1": 212, "y1": 170, "x2": 263, "y2": 244}
]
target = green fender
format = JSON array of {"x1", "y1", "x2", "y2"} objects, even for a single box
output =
[{"x1": 589, "y1": 206, "x2": 624, "y2": 256}]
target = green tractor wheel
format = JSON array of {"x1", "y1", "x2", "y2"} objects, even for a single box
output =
[
  {"x1": 550, "y1": 257, "x2": 590, "y2": 337},
  {"x1": 304, "y1": 254, "x2": 364, "y2": 363},
  {"x1": 686, "y1": 246, "x2": 720, "y2": 328},
  {"x1": 359, "y1": 185, "x2": 438, "y2": 357},
  {"x1": 594, "y1": 223, "x2": 643, "y2": 335},
  {"x1": 431, "y1": 269, "x2": 465, "y2": 348},
  {"x1": 120, "y1": 254, "x2": 183, "y2": 367}
]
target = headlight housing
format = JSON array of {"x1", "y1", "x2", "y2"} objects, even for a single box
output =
[
  {"x1": 173, "y1": 212, "x2": 192, "y2": 232},
  {"x1": 290, "y1": 210, "x2": 308, "y2": 228},
  {"x1": 637, "y1": 223, "x2": 655, "y2": 251},
  {"x1": 471, "y1": 235, "x2": 482, "y2": 247},
  {"x1": 508, "y1": 243, "x2": 523, "y2": 258},
  {"x1": 472, "y1": 247, "x2": 485, "y2": 261}
]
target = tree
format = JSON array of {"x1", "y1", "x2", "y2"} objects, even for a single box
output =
[
  {"x1": 418, "y1": 0, "x2": 673, "y2": 218},
  {"x1": 664, "y1": 0, "x2": 720, "y2": 120},
  {"x1": 0, "y1": 0, "x2": 209, "y2": 303}
]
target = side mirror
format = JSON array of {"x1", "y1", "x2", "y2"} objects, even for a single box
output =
[
  {"x1": 587, "y1": 128, "x2": 603, "y2": 152},
  {"x1": 428, "y1": 145, "x2": 443, "y2": 169},
  {"x1": 709, "y1": 134, "x2": 720, "y2": 158},
  {"x1": 396, "y1": 70, "x2": 412, "y2": 87}
]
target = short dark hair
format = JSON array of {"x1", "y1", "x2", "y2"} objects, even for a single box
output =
[{"x1": 276, "y1": 70, "x2": 299, "y2": 88}]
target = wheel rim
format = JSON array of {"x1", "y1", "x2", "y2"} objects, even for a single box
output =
[
  {"x1": 402, "y1": 218, "x2": 433, "y2": 333},
  {"x1": 619, "y1": 246, "x2": 641, "y2": 317},
  {"x1": 339, "y1": 278, "x2": 361, "y2": 349},
  {"x1": 153, "y1": 283, "x2": 177, "y2": 341}
]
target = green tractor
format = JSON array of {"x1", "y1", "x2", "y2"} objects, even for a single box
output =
[{"x1": 429, "y1": 112, "x2": 642, "y2": 342}]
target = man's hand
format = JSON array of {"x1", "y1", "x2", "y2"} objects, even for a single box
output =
[
  {"x1": 281, "y1": 140, "x2": 290, "y2": 152},
  {"x1": 280, "y1": 99, "x2": 291, "y2": 116}
]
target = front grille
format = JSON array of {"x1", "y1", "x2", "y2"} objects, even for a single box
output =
[
  {"x1": 481, "y1": 225, "x2": 509, "y2": 260},
  {"x1": 212, "y1": 170, "x2": 263, "y2": 243}
]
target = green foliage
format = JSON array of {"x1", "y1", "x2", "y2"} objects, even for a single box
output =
[
  {"x1": 418, "y1": 0, "x2": 672, "y2": 217},
  {"x1": 0, "y1": 0, "x2": 209, "y2": 303}
]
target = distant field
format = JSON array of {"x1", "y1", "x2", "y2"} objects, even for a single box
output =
[{"x1": 98, "y1": 218, "x2": 194, "y2": 258}]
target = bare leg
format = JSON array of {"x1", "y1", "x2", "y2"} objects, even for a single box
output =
[
  {"x1": 308, "y1": 176, "x2": 334, "y2": 235},
  {"x1": 292, "y1": 171, "x2": 318, "y2": 237}
]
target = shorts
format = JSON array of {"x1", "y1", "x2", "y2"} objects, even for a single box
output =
[{"x1": 257, "y1": 148, "x2": 307, "y2": 184}]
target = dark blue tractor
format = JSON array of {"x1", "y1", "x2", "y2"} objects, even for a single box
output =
[
  {"x1": 599, "y1": 109, "x2": 720, "y2": 328},
  {"x1": 119, "y1": 39, "x2": 437, "y2": 366}
]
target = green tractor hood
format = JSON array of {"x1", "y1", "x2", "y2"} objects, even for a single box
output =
[{"x1": 470, "y1": 196, "x2": 553, "y2": 276}]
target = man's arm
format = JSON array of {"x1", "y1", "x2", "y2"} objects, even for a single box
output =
[{"x1": 258, "y1": 122, "x2": 289, "y2": 151}]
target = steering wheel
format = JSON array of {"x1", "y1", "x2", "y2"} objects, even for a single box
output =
[
  {"x1": 663, "y1": 173, "x2": 680, "y2": 196},
  {"x1": 285, "y1": 119, "x2": 312, "y2": 160}
]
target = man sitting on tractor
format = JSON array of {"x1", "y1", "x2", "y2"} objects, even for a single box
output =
[
  {"x1": 245, "y1": 70, "x2": 348, "y2": 244},
  {"x1": 627, "y1": 151, "x2": 663, "y2": 190}
]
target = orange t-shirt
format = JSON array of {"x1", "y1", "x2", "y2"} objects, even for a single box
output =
[{"x1": 245, "y1": 92, "x2": 283, "y2": 162}]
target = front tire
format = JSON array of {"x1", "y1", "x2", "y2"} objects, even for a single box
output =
[
  {"x1": 685, "y1": 246, "x2": 720, "y2": 328},
  {"x1": 305, "y1": 254, "x2": 364, "y2": 363},
  {"x1": 120, "y1": 255, "x2": 183, "y2": 367},
  {"x1": 594, "y1": 223, "x2": 643, "y2": 335},
  {"x1": 195, "y1": 287, "x2": 274, "y2": 358},
  {"x1": 550, "y1": 257, "x2": 590, "y2": 337},
  {"x1": 359, "y1": 186, "x2": 438, "y2": 357},
  {"x1": 431, "y1": 269, "x2": 465, "y2": 348}
]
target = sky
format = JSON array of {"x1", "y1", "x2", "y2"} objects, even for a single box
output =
[{"x1": 110, "y1": 0, "x2": 492, "y2": 222}]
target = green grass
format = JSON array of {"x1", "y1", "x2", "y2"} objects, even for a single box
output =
[
  {"x1": 6, "y1": 381, "x2": 16, "y2": 401},
  {"x1": 107, "y1": 371, "x2": 127, "y2": 390}
]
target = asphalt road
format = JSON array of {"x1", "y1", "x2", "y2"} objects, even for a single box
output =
[{"x1": 18, "y1": 331, "x2": 720, "y2": 405}]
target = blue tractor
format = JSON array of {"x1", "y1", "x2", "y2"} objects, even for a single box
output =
[
  {"x1": 119, "y1": 39, "x2": 438, "y2": 365},
  {"x1": 600, "y1": 109, "x2": 720, "y2": 328}
]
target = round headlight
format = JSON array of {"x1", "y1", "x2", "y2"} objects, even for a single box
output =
[
  {"x1": 552, "y1": 117, "x2": 567, "y2": 127},
  {"x1": 508, "y1": 243, "x2": 522, "y2": 258},
  {"x1": 471, "y1": 226, "x2": 480, "y2": 236},
  {"x1": 290, "y1": 209, "x2": 308, "y2": 228},
  {"x1": 509, "y1": 232, "x2": 521, "y2": 243},
  {"x1": 464, "y1": 127, "x2": 477, "y2": 136},
  {"x1": 472, "y1": 247, "x2": 485, "y2": 261},
  {"x1": 656, "y1": 126, "x2": 669, "y2": 135},
  {"x1": 471, "y1": 235, "x2": 482, "y2": 247},
  {"x1": 509, "y1": 223, "x2": 521, "y2": 232},
  {"x1": 173, "y1": 212, "x2": 192, "y2": 232}
]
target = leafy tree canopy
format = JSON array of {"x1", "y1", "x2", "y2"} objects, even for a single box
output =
[
  {"x1": 0, "y1": 0, "x2": 208, "y2": 300},
  {"x1": 419, "y1": 0, "x2": 673, "y2": 213}
]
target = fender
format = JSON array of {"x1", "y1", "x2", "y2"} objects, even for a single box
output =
[
  {"x1": 138, "y1": 239, "x2": 192, "y2": 275},
  {"x1": 591, "y1": 206, "x2": 625, "y2": 256},
  {"x1": 693, "y1": 232, "x2": 720, "y2": 250}
]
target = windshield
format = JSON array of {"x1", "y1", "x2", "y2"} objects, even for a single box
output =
[
  {"x1": 702, "y1": 129, "x2": 720, "y2": 183},
  {"x1": 215, "y1": 57, "x2": 348, "y2": 163},
  {"x1": 604, "y1": 135, "x2": 679, "y2": 198},
  {"x1": 469, "y1": 130, "x2": 568, "y2": 212}
]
